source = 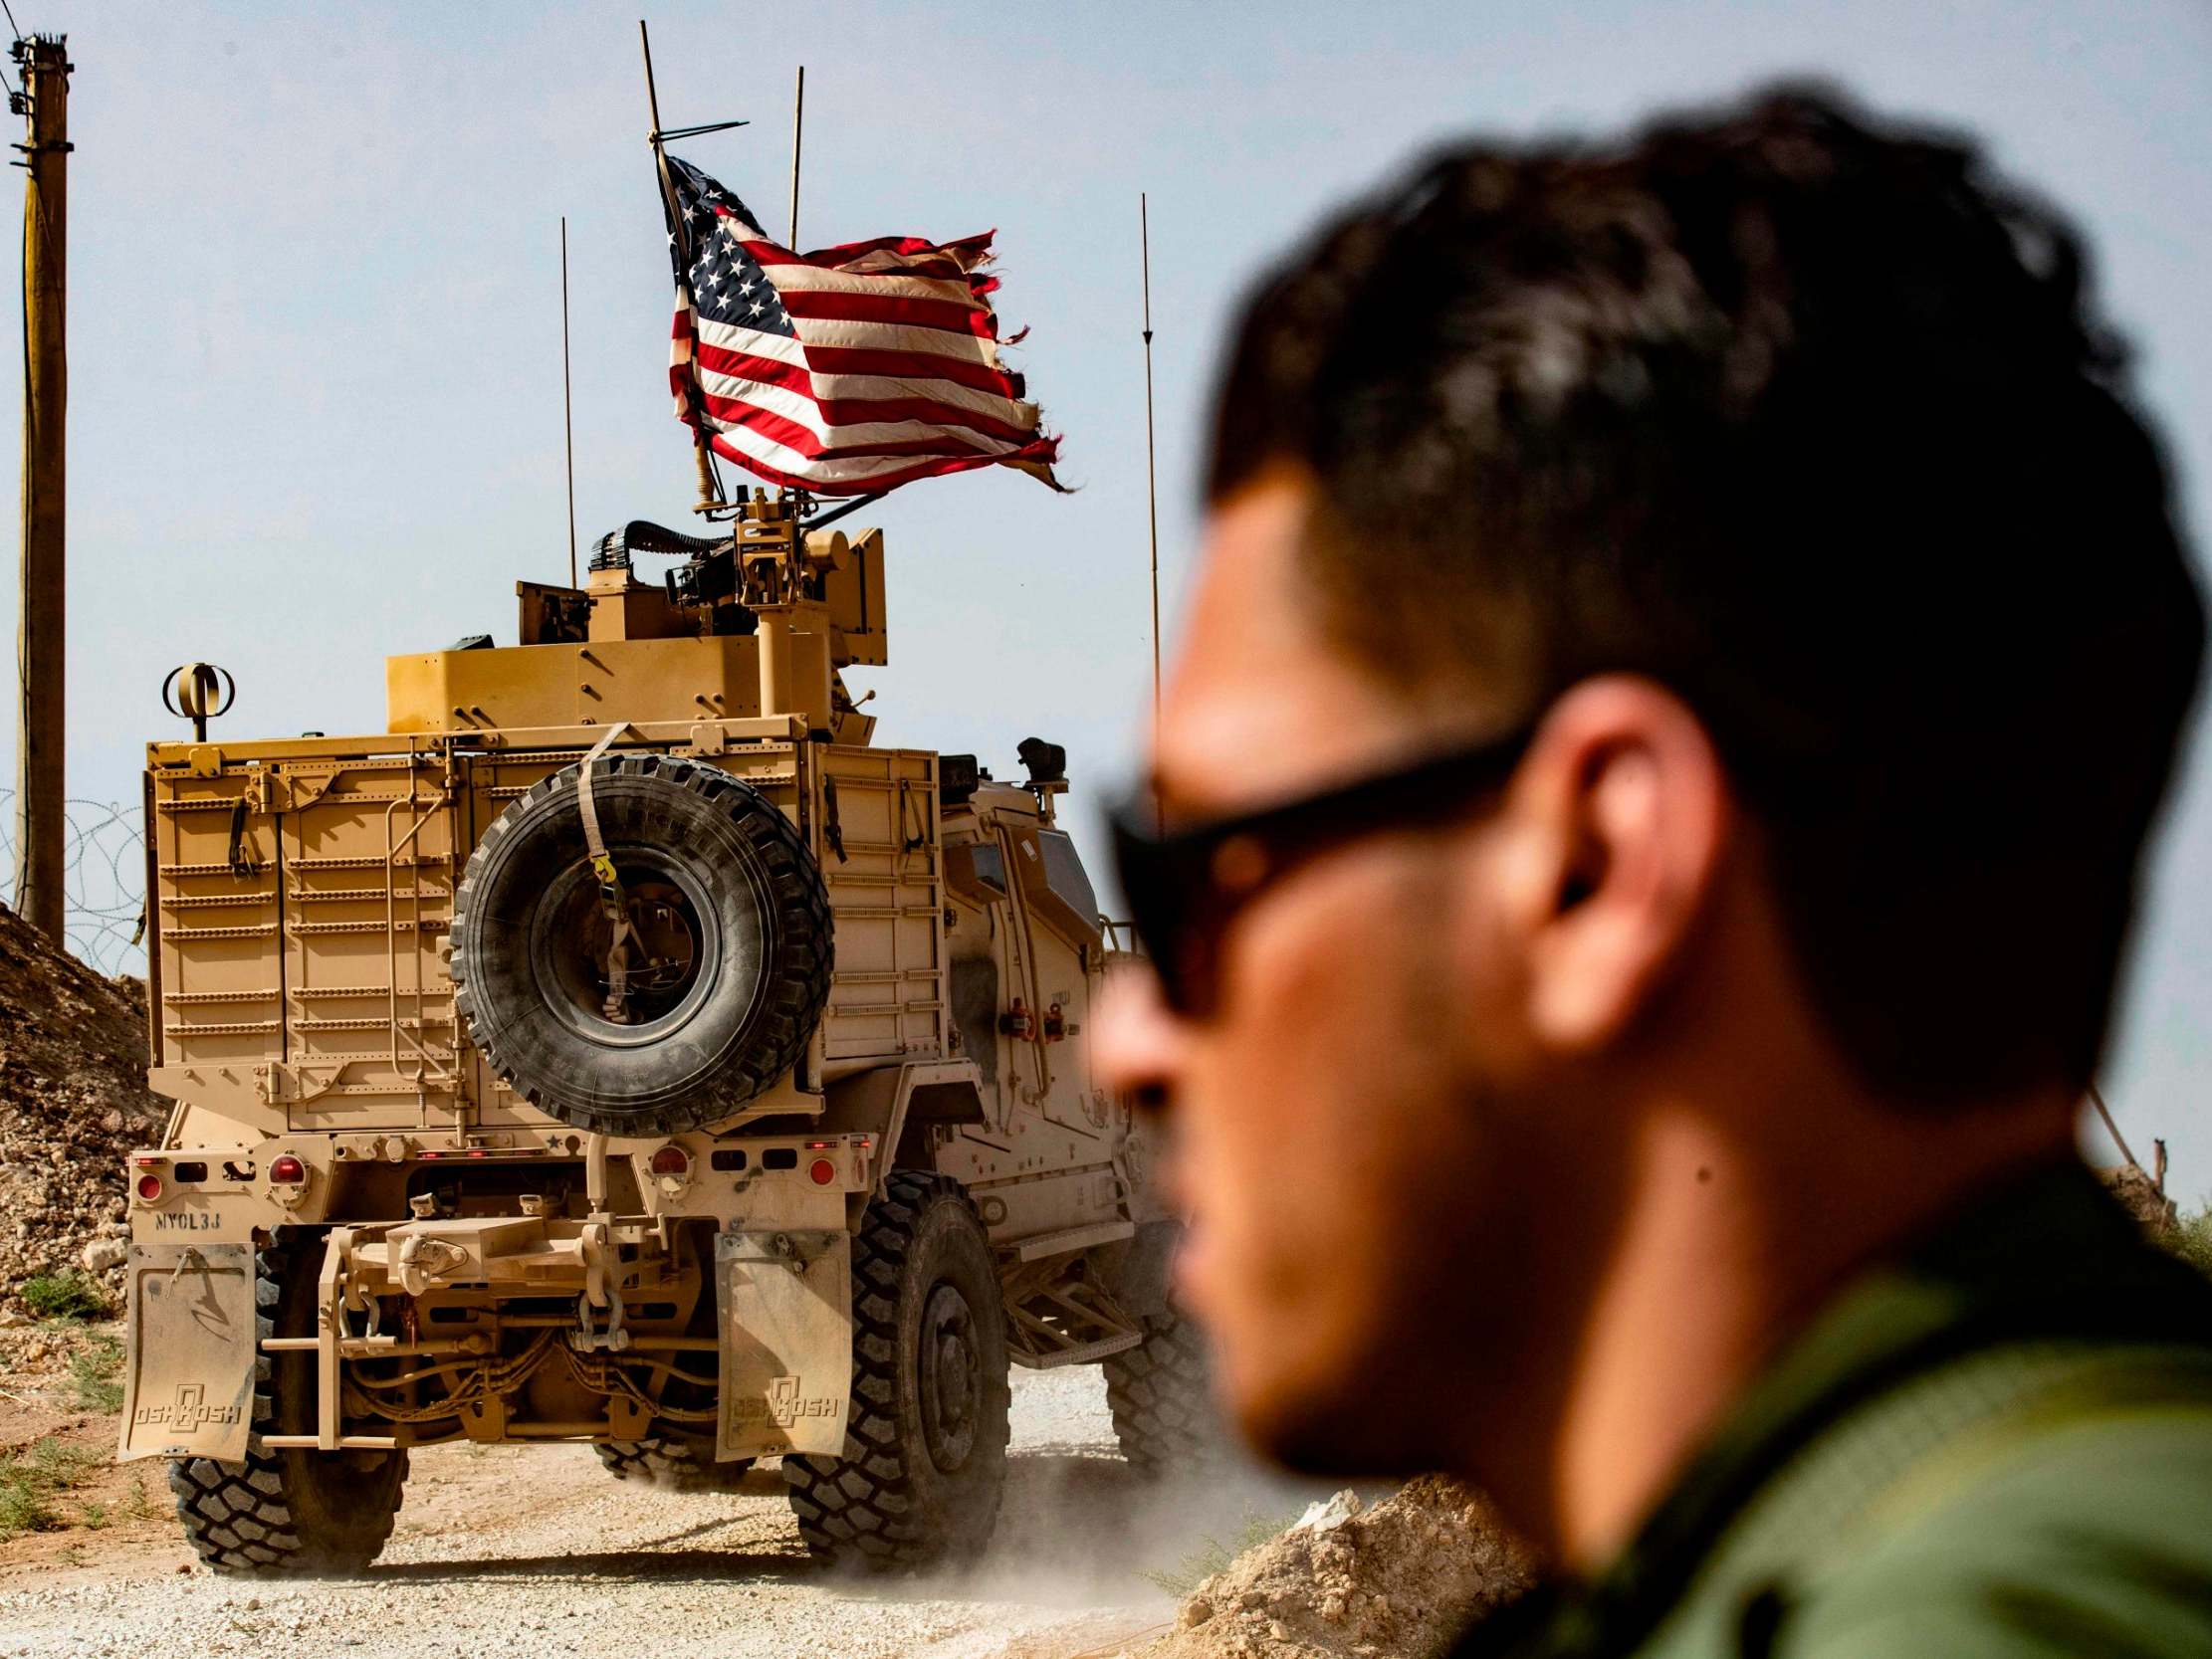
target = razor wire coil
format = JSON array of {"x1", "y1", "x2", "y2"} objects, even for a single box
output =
[{"x1": 0, "y1": 786, "x2": 146, "y2": 976}]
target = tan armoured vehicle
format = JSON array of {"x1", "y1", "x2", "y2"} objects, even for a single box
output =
[{"x1": 119, "y1": 494, "x2": 1206, "y2": 1574}]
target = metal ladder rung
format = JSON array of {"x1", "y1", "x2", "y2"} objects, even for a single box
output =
[
  {"x1": 292, "y1": 984, "x2": 442, "y2": 1001},
  {"x1": 161, "y1": 892, "x2": 276, "y2": 910},
  {"x1": 294, "y1": 1015, "x2": 453, "y2": 1033},
  {"x1": 289, "y1": 854, "x2": 452, "y2": 871},
  {"x1": 288, "y1": 886, "x2": 451, "y2": 905},
  {"x1": 287, "y1": 920, "x2": 447, "y2": 936}
]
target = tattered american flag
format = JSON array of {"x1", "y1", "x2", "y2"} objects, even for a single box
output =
[{"x1": 663, "y1": 156, "x2": 1062, "y2": 497}]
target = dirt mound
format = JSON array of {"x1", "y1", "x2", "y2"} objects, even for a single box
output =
[
  {"x1": 0, "y1": 903, "x2": 162, "y2": 1314},
  {"x1": 1145, "y1": 1476, "x2": 1531, "y2": 1659}
]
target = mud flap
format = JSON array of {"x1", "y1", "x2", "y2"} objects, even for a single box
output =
[
  {"x1": 716, "y1": 1229, "x2": 851, "y2": 1460},
  {"x1": 117, "y1": 1242, "x2": 255, "y2": 1464}
]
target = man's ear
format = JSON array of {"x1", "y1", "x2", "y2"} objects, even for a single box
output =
[{"x1": 1496, "y1": 676, "x2": 1732, "y2": 1054}]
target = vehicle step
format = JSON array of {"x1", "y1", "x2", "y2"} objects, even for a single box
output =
[{"x1": 1004, "y1": 1219, "x2": 1136, "y2": 1263}]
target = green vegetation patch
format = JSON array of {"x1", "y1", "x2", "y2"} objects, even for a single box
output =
[
  {"x1": 19, "y1": 1273, "x2": 111, "y2": 1322},
  {"x1": 1140, "y1": 1507, "x2": 1301, "y2": 1597},
  {"x1": 2173, "y1": 1204, "x2": 2212, "y2": 1280},
  {"x1": 0, "y1": 1438, "x2": 106, "y2": 1541},
  {"x1": 69, "y1": 1334, "x2": 123, "y2": 1414}
]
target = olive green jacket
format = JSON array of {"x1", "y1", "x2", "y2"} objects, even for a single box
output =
[{"x1": 1454, "y1": 1162, "x2": 2212, "y2": 1658}]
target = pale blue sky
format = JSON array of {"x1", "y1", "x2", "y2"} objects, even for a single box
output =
[{"x1": 5, "y1": 0, "x2": 2210, "y2": 1183}]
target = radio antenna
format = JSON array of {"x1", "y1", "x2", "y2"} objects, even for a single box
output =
[
  {"x1": 1141, "y1": 192, "x2": 1162, "y2": 761},
  {"x1": 788, "y1": 66, "x2": 805, "y2": 247},
  {"x1": 560, "y1": 214, "x2": 577, "y2": 587}
]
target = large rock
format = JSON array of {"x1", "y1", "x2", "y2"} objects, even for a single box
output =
[{"x1": 81, "y1": 1237, "x2": 129, "y2": 1273}]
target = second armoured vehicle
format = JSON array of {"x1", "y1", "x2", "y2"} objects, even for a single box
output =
[{"x1": 118, "y1": 492, "x2": 1205, "y2": 1573}]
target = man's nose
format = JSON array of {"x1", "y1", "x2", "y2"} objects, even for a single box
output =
[{"x1": 1094, "y1": 967, "x2": 1186, "y2": 1118}]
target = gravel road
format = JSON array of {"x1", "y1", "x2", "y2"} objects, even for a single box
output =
[{"x1": 0, "y1": 1368, "x2": 1316, "y2": 1659}]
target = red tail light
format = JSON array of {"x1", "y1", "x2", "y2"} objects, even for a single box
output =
[
  {"x1": 136, "y1": 1173, "x2": 163, "y2": 1202},
  {"x1": 808, "y1": 1158, "x2": 836, "y2": 1186},
  {"x1": 649, "y1": 1145, "x2": 691, "y2": 1178},
  {"x1": 270, "y1": 1155, "x2": 307, "y2": 1184}
]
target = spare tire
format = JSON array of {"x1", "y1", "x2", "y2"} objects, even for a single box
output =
[{"x1": 450, "y1": 752, "x2": 832, "y2": 1136}]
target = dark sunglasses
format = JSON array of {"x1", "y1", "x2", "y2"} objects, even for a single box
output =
[{"x1": 1107, "y1": 722, "x2": 1539, "y2": 1020}]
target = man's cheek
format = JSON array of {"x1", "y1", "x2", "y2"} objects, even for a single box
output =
[{"x1": 1191, "y1": 903, "x2": 1397, "y2": 1268}]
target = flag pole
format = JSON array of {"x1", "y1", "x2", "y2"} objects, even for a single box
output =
[
  {"x1": 639, "y1": 18, "x2": 721, "y2": 512},
  {"x1": 560, "y1": 214, "x2": 577, "y2": 587},
  {"x1": 785, "y1": 65, "x2": 811, "y2": 520},
  {"x1": 788, "y1": 66, "x2": 804, "y2": 248},
  {"x1": 1141, "y1": 192, "x2": 1162, "y2": 778}
]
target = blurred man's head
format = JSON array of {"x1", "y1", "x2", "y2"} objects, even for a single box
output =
[{"x1": 1097, "y1": 86, "x2": 2202, "y2": 1520}]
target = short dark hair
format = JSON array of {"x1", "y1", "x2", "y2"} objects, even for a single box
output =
[{"x1": 1209, "y1": 84, "x2": 2203, "y2": 1107}]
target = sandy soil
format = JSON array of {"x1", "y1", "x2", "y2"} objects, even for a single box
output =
[{"x1": 0, "y1": 1358, "x2": 1332, "y2": 1659}]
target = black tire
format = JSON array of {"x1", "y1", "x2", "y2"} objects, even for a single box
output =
[
  {"x1": 784, "y1": 1173, "x2": 1011, "y2": 1571},
  {"x1": 450, "y1": 753, "x2": 832, "y2": 1136},
  {"x1": 1104, "y1": 1309, "x2": 1220, "y2": 1475},
  {"x1": 168, "y1": 1237, "x2": 409, "y2": 1575},
  {"x1": 594, "y1": 1437, "x2": 755, "y2": 1491}
]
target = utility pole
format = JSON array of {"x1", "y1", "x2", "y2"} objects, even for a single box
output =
[
  {"x1": 1141, "y1": 196, "x2": 1159, "y2": 760},
  {"x1": 1140, "y1": 193, "x2": 1162, "y2": 824},
  {"x1": 12, "y1": 33, "x2": 68, "y2": 940}
]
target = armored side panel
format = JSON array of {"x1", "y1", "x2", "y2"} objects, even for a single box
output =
[
  {"x1": 385, "y1": 637, "x2": 769, "y2": 736},
  {"x1": 146, "y1": 744, "x2": 465, "y2": 1139},
  {"x1": 931, "y1": 787, "x2": 1132, "y2": 1245},
  {"x1": 816, "y1": 745, "x2": 946, "y2": 1066},
  {"x1": 821, "y1": 527, "x2": 888, "y2": 667},
  {"x1": 146, "y1": 728, "x2": 951, "y2": 1142}
]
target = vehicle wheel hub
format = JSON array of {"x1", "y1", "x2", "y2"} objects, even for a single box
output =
[{"x1": 919, "y1": 1283, "x2": 981, "y2": 1472}]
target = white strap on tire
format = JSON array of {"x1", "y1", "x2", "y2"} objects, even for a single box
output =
[{"x1": 576, "y1": 723, "x2": 634, "y2": 903}]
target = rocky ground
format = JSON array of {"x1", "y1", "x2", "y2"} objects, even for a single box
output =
[
  {"x1": 0, "y1": 1323, "x2": 1528, "y2": 1659},
  {"x1": 0, "y1": 1364, "x2": 1383, "y2": 1659},
  {"x1": 0, "y1": 1340, "x2": 1534, "y2": 1659},
  {"x1": 0, "y1": 905, "x2": 159, "y2": 1314}
]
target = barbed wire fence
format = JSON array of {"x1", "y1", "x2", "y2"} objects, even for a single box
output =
[{"x1": 0, "y1": 786, "x2": 147, "y2": 977}]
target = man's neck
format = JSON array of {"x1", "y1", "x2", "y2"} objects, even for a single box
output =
[{"x1": 1538, "y1": 1089, "x2": 2076, "y2": 1570}]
